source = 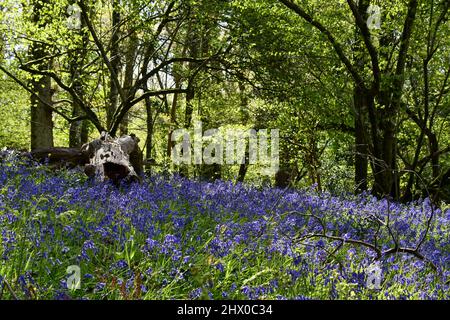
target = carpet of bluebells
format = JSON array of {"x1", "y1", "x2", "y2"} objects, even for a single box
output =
[{"x1": 0, "y1": 152, "x2": 449, "y2": 300}]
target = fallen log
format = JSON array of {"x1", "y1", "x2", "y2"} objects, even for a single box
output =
[
  {"x1": 31, "y1": 147, "x2": 89, "y2": 167},
  {"x1": 30, "y1": 132, "x2": 143, "y2": 184}
]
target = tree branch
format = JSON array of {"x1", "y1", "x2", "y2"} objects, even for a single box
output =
[
  {"x1": 133, "y1": 57, "x2": 209, "y2": 92},
  {"x1": 109, "y1": 88, "x2": 188, "y2": 135},
  {"x1": 78, "y1": 0, "x2": 127, "y2": 104},
  {"x1": 0, "y1": 64, "x2": 89, "y2": 124},
  {"x1": 389, "y1": 0, "x2": 418, "y2": 110},
  {"x1": 278, "y1": 0, "x2": 366, "y2": 89},
  {"x1": 346, "y1": 0, "x2": 381, "y2": 92},
  {"x1": 18, "y1": 64, "x2": 105, "y2": 132}
]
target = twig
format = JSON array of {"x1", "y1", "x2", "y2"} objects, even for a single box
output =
[
  {"x1": 285, "y1": 210, "x2": 327, "y2": 235},
  {"x1": 415, "y1": 199, "x2": 435, "y2": 251},
  {"x1": 2, "y1": 278, "x2": 19, "y2": 300},
  {"x1": 299, "y1": 233, "x2": 382, "y2": 259},
  {"x1": 386, "y1": 197, "x2": 399, "y2": 249}
]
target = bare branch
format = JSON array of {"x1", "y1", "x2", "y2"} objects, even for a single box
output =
[{"x1": 300, "y1": 233, "x2": 382, "y2": 258}]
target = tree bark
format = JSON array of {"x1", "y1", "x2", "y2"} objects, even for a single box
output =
[
  {"x1": 81, "y1": 133, "x2": 142, "y2": 184},
  {"x1": 120, "y1": 27, "x2": 138, "y2": 136},
  {"x1": 107, "y1": 0, "x2": 121, "y2": 130},
  {"x1": 166, "y1": 23, "x2": 190, "y2": 158},
  {"x1": 354, "y1": 86, "x2": 368, "y2": 193},
  {"x1": 184, "y1": 30, "x2": 199, "y2": 129},
  {"x1": 30, "y1": 0, "x2": 53, "y2": 150},
  {"x1": 352, "y1": 0, "x2": 369, "y2": 193},
  {"x1": 68, "y1": 8, "x2": 89, "y2": 148},
  {"x1": 236, "y1": 82, "x2": 250, "y2": 183},
  {"x1": 31, "y1": 133, "x2": 142, "y2": 185},
  {"x1": 31, "y1": 147, "x2": 89, "y2": 167}
]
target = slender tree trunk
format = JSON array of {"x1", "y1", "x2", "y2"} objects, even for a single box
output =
[
  {"x1": 279, "y1": 0, "x2": 418, "y2": 199},
  {"x1": 184, "y1": 26, "x2": 200, "y2": 129},
  {"x1": 352, "y1": 0, "x2": 369, "y2": 193},
  {"x1": 120, "y1": 29, "x2": 138, "y2": 136},
  {"x1": 69, "y1": 4, "x2": 89, "y2": 148},
  {"x1": 145, "y1": 98, "x2": 154, "y2": 172},
  {"x1": 237, "y1": 82, "x2": 249, "y2": 183},
  {"x1": 166, "y1": 22, "x2": 190, "y2": 158},
  {"x1": 107, "y1": 0, "x2": 121, "y2": 130},
  {"x1": 423, "y1": 60, "x2": 440, "y2": 180},
  {"x1": 30, "y1": 0, "x2": 53, "y2": 150},
  {"x1": 354, "y1": 89, "x2": 368, "y2": 193},
  {"x1": 382, "y1": 116, "x2": 397, "y2": 198},
  {"x1": 378, "y1": 0, "x2": 418, "y2": 199},
  {"x1": 236, "y1": 148, "x2": 249, "y2": 183},
  {"x1": 69, "y1": 104, "x2": 82, "y2": 147},
  {"x1": 167, "y1": 74, "x2": 181, "y2": 157},
  {"x1": 80, "y1": 120, "x2": 89, "y2": 144}
]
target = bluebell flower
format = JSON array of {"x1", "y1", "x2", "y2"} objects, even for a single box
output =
[
  {"x1": 189, "y1": 288, "x2": 202, "y2": 299},
  {"x1": 81, "y1": 240, "x2": 97, "y2": 261},
  {"x1": 95, "y1": 282, "x2": 106, "y2": 292},
  {"x1": 112, "y1": 259, "x2": 128, "y2": 270},
  {"x1": 215, "y1": 263, "x2": 225, "y2": 273},
  {"x1": 54, "y1": 291, "x2": 71, "y2": 300}
]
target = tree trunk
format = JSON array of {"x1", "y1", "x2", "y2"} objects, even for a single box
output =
[
  {"x1": 145, "y1": 97, "x2": 155, "y2": 174},
  {"x1": 184, "y1": 17, "x2": 200, "y2": 129},
  {"x1": 107, "y1": 0, "x2": 121, "y2": 130},
  {"x1": 68, "y1": 59, "x2": 89, "y2": 147},
  {"x1": 30, "y1": 76, "x2": 53, "y2": 150},
  {"x1": 236, "y1": 148, "x2": 249, "y2": 183},
  {"x1": 69, "y1": 104, "x2": 83, "y2": 147},
  {"x1": 167, "y1": 74, "x2": 181, "y2": 158},
  {"x1": 166, "y1": 22, "x2": 190, "y2": 158},
  {"x1": 236, "y1": 82, "x2": 250, "y2": 183},
  {"x1": 120, "y1": 28, "x2": 138, "y2": 136},
  {"x1": 354, "y1": 92, "x2": 368, "y2": 193},
  {"x1": 68, "y1": 1, "x2": 89, "y2": 148},
  {"x1": 352, "y1": 0, "x2": 369, "y2": 193},
  {"x1": 279, "y1": 0, "x2": 418, "y2": 199},
  {"x1": 30, "y1": 0, "x2": 53, "y2": 150}
]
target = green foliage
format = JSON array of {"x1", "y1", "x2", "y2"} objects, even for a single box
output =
[
  {"x1": 0, "y1": 0, "x2": 449, "y2": 200},
  {"x1": 0, "y1": 80, "x2": 29, "y2": 149}
]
